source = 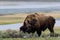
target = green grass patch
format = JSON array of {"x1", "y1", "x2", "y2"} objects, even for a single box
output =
[{"x1": 0, "y1": 27, "x2": 59, "y2": 40}]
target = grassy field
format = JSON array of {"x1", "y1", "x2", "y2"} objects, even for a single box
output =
[
  {"x1": 0, "y1": 27, "x2": 60, "y2": 40},
  {"x1": 0, "y1": 11, "x2": 60, "y2": 24}
]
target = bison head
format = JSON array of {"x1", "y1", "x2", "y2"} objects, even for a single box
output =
[
  {"x1": 20, "y1": 25, "x2": 35, "y2": 33},
  {"x1": 20, "y1": 13, "x2": 38, "y2": 33},
  {"x1": 20, "y1": 26, "x2": 32, "y2": 33},
  {"x1": 20, "y1": 26, "x2": 28, "y2": 33}
]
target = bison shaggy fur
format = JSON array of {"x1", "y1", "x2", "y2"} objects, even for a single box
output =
[{"x1": 20, "y1": 13, "x2": 55, "y2": 37}]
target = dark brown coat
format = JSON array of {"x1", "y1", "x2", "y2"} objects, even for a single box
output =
[{"x1": 20, "y1": 13, "x2": 55, "y2": 36}]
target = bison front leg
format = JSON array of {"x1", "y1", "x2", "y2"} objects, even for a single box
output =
[{"x1": 37, "y1": 30, "x2": 42, "y2": 37}]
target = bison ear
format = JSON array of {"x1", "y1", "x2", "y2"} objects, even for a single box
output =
[{"x1": 28, "y1": 19, "x2": 37, "y2": 25}]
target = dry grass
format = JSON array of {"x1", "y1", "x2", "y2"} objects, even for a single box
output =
[
  {"x1": 0, "y1": 11, "x2": 60, "y2": 18},
  {"x1": 0, "y1": 11, "x2": 60, "y2": 24}
]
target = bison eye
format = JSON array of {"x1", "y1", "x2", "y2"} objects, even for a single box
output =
[
  {"x1": 32, "y1": 19, "x2": 37, "y2": 22},
  {"x1": 28, "y1": 19, "x2": 37, "y2": 25}
]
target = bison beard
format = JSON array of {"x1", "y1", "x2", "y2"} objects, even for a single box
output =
[{"x1": 20, "y1": 13, "x2": 55, "y2": 37}]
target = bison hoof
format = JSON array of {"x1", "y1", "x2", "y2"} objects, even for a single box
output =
[{"x1": 50, "y1": 33, "x2": 59, "y2": 37}]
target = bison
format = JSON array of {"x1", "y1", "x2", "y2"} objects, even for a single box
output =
[{"x1": 20, "y1": 13, "x2": 55, "y2": 37}]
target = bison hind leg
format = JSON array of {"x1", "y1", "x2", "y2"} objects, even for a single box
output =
[{"x1": 48, "y1": 25, "x2": 55, "y2": 37}]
